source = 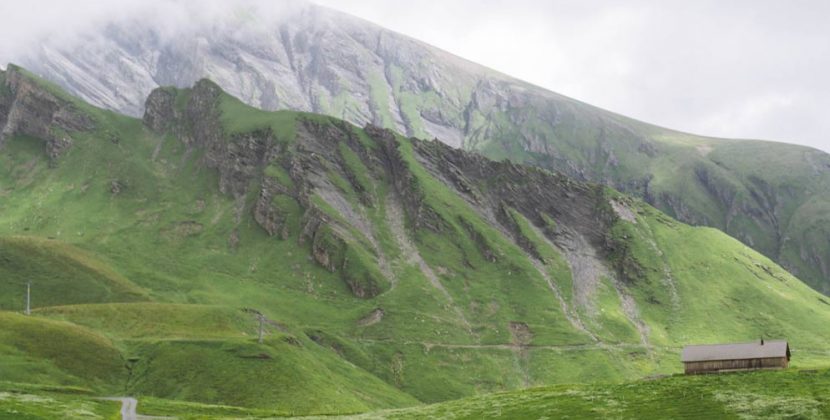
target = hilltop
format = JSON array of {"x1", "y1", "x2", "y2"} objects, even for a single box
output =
[{"x1": 0, "y1": 65, "x2": 829, "y2": 414}]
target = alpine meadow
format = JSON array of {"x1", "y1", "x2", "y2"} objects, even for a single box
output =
[{"x1": 1, "y1": 1, "x2": 830, "y2": 419}]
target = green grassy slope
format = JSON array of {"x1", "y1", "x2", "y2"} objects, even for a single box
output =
[
  {"x1": 1, "y1": 67, "x2": 829, "y2": 414},
  {"x1": 606, "y1": 197, "x2": 830, "y2": 365},
  {"x1": 37, "y1": 303, "x2": 255, "y2": 340},
  {"x1": 9, "y1": 368, "x2": 827, "y2": 419},
  {"x1": 467, "y1": 97, "x2": 830, "y2": 297},
  {"x1": 313, "y1": 51, "x2": 830, "y2": 298},
  {"x1": 0, "y1": 383, "x2": 121, "y2": 420},
  {"x1": 126, "y1": 337, "x2": 418, "y2": 413},
  {"x1": 0, "y1": 237, "x2": 148, "y2": 310},
  {"x1": 1, "y1": 302, "x2": 419, "y2": 413},
  {"x1": 0, "y1": 312, "x2": 125, "y2": 391},
  {"x1": 357, "y1": 56, "x2": 830, "y2": 298},
  {"x1": 356, "y1": 368, "x2": 830, "y2": 419}
]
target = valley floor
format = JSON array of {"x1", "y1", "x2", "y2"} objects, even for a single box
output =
[{"x1": 3, "y1": 367, "x2": 829, "y2": 419}]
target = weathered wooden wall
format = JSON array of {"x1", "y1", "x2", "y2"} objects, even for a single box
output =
[{"x1": 684, "y1": 357, "x2": 788, "y2": 374}]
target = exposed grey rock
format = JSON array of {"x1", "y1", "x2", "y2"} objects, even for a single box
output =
[
  {"x1": 26, "y1": 1, "x2": 830, "y2": 294},
  {"x1": 143, "y1": 81, "x2": 633, "y2": 302},
  {"x1": 0, "y1": 65, "x2": 94, "y2": 165}
]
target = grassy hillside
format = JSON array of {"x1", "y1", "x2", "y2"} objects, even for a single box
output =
[
  {"x1": 1, "y1": 302, "x2": 419, "y2": 414},
  {"x1": 467, "y1": 93, "x2": 830, "y2": 297},
  {"x1": 356, "y1": 368, "x2": 830, "y2": 419},
  {"x1": 0, "y1": 383, "x2": 121, "y2": 420},
  {"x1": 126, "y1": 337, "x2": 418, "y2": 413},
  {"x1": 607, "y1": 197, "x2": 830, "y2": 364},
  {"x1": 6, "y1": 368, "x2": 827, "y2": 419},
  {"x1": 1, "y1": 66, "x2": 829, "y2": 415},
  {"x1": 0, "y1": 237, "x2": 148, "y2": 310},
  {"x1": 37, "y1": 303, "x2": 256, "y2": 340},
  {"x1": 0, "y1": 312, "x2": 125, "y2": 390}
]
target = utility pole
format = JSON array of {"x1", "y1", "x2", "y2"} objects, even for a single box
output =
[
  {"x1": 25, "y1": 282, "x2": 31, "y2": 316},
  {"x1": 257, "y1": 314, "x2": 264, "y2": 344}
]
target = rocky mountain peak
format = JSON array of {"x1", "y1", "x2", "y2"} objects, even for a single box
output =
[{"x1": 140, "y1": 80, "x2": 635, "y2": 300}]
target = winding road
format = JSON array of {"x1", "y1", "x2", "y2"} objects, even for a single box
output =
[{"x1": 118, "y1": 397, "x2": 138, "y2": 420}]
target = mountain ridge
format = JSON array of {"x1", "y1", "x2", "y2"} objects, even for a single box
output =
[
  {"x1": 1, "y1": 64, "x2": 829, "y2": 412},
  {"x1": 13, "y1": 1, "x2": 830, "y2": 296}
]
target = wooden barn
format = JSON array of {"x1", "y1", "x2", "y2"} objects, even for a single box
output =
[{"x1": 681, "y1": 339, "x2": 790, "y2": 374}]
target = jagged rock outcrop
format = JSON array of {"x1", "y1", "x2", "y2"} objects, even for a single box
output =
[
  {"x1": 141, "y1": 80, "x2": 638, "y2": 299},
  {"x1": 409, "y1": 138, "x2": 616, "y2": 247},
  {"x1": 144, "y1": 83, "x2": 390, "y2": 298},
  {"x1": 21, "y1": 2, "x2": 830, "y2": 295},
  {"x1": 142, "y1": 87, "x2": 177, "y2": 134},
  {"x1": 0, "y1": 66, "x2": 94, "y2": 165},
  {"x1": 15, "y1": 1, "x2": 830, "y2": 295}
]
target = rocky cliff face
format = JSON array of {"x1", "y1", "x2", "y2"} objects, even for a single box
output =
[
  {"x1": 0, "y1": 66, "x2": 94, "y2": 165},
  {"x1": 142, "y1": 80, "x2": 635, "y2": 301},
  {"x1": 15, "y1": 2, "x2": 830, "y2": 294}
]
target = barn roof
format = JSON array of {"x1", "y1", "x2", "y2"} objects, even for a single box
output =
[{"x1": 681, "y1": 340, "x2": 790, "y2": 363}]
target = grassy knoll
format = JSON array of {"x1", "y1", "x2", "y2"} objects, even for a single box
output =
[
  {"x1": 354, "y1": 368, "x2": 830, "y2": 419},
  {"x1": 126, "y1": 337, "x2": 419, "y2": 413},
  {"x1": 0, "y1": 237, "x2": 148, "y2": 310},
  {"x1": 0, "y1": 312, "x2": 125, "y2": 391}
]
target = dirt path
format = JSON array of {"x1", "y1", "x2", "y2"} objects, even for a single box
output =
[
  {"x1": 355, "y1": 337, "x2": 674, "y2": 352},
  {"x1": 119, "y1": 397, "x2": 138, "y2": 420},
  {"x1": 101, "y1": 397, "x2": 171, "y2": 420},
  {"x1": 101, "y1": 398, "x2": 137, "y2": 420}
]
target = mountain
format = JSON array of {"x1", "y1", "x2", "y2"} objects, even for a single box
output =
[
  {"x1": 14, "y1": 1, "x2": 830, "y2": 298},
  {"x1": 1, "y1": 65, "x2": 829, "y2": 413}
]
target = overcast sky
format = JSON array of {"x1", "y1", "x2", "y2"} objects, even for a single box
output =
[
  {"x1": 311, "y1": 0, "x2": 830, "y2": 152},
  {"x1": 1, "y1": 0, "x2": 828, "y2": 151}
]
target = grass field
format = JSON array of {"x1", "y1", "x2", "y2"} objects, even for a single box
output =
[
  {"x1": 354, "y1": 367, "x2": 830, "y2": 419},
  {"x1": 1, "y1": 67, "x2": 830, "y2": 416},
  {"x1": 3, "y1": 368, "x2": 827, "y2": 419},
  {"x1": 0, "y1": 385, "x2": 120, "y2": 420},
  {"x1": 0, "y1": 237, "x2": 148, "y2": 310}
]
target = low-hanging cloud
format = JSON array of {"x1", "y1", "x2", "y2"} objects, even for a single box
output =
[
  {"x1": 0, "y1": 0, "x2": 306, "y2": 60},
  {"x1": 2, "y1": 0, "x2": 828, "y2": 151}
]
